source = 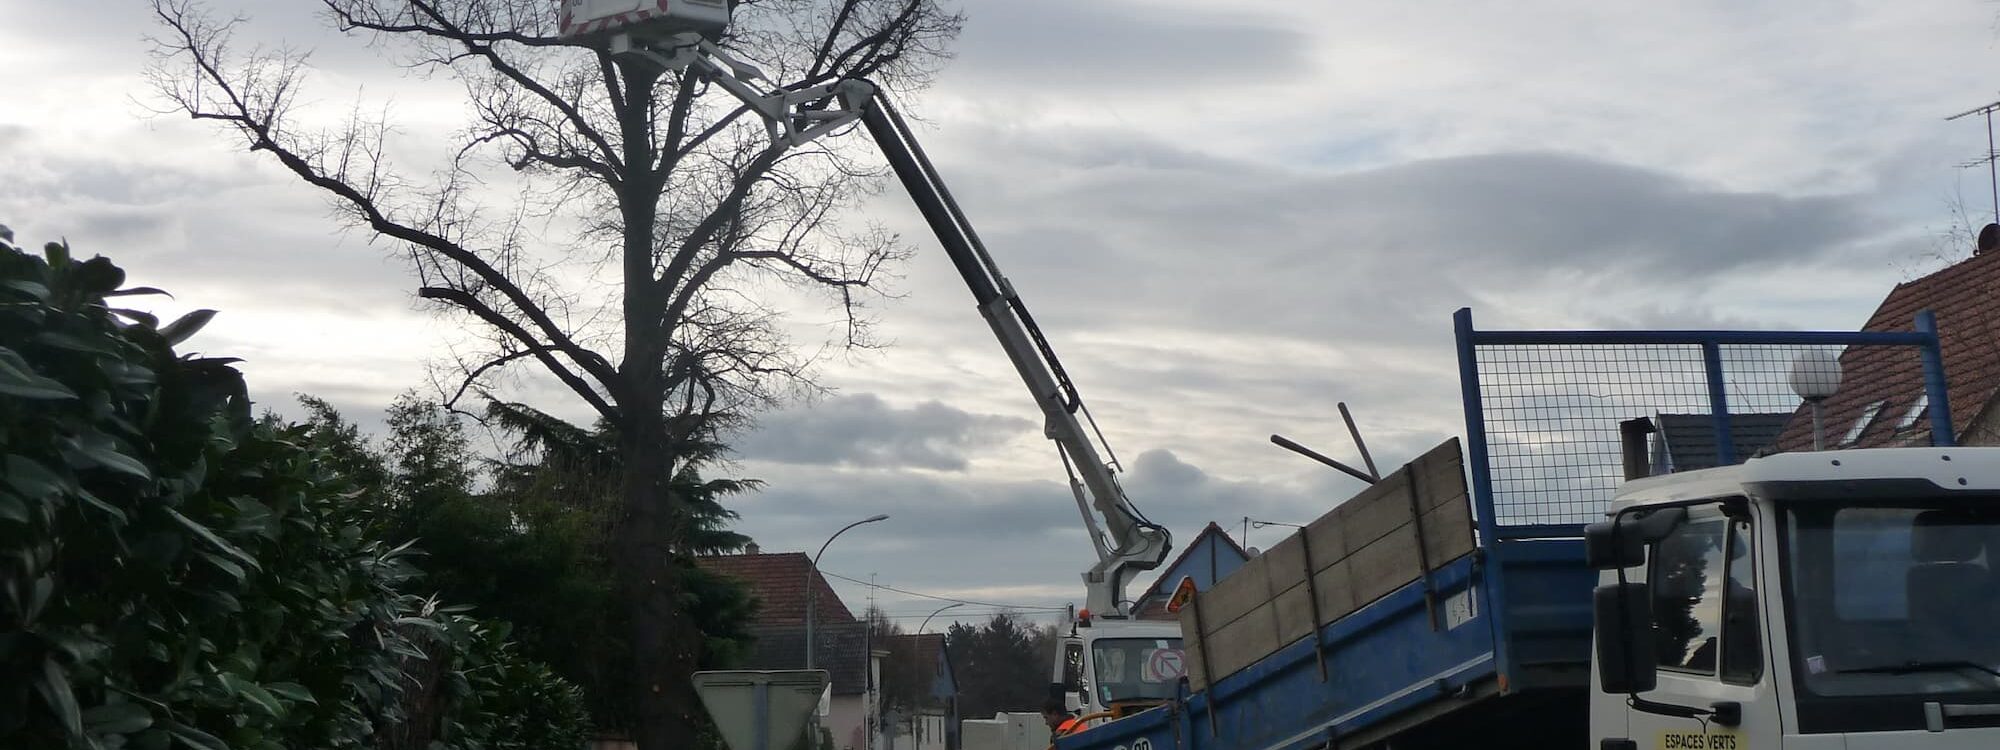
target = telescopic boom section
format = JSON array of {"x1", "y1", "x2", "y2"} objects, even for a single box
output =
[{"x1": 855, "y1": 95, "x2": 1171, "y2": 616}]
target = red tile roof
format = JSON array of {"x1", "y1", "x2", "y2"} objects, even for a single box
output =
[
  {"x1": 741, "y1": 623, "x2": 874, "y2": 694},
  {"x1": 698, "y1": 552, "x2": 856, "y2": 627},
  {"x1": 1772, "y1": 249, "x2": 2000, "y2": 451}
]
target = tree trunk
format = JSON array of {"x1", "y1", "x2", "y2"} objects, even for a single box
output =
[
  {"x1": 616, "y1": 445, "x2": 705, "y2": 750},
  {"x1": 613, "y1": 58, "x2": 702, "y2": 750}
]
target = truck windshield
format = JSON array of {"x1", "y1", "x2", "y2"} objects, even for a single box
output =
[
  {"x1": 1783, "y1": 502, "x2": 2000, "y2": 698},
  {"x1": 1091, "y1": 638, "x2": 1185, "y2": 705}
]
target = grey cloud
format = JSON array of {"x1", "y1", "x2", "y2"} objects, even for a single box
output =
[
  {"x1": 889, "y1": 131, "x2": 1892, "y2": 349},
  {"x1": 737, "y1": 444, "x2": 1356, "y2": 550},
  {"x1": 2, "y1": 137, "x2": 418, "y2": 311},
  {"x1": 952, "y1": 0, "x2": 1312, "y2": 90},
  {"x1": 1121, "y1": 447, "x2": 1365, "y2": 528},
  {"x1": 1294, "y1": 152, "x2": 1871, "y2": 276},
  {"x1": 737, "y1": 393, "x2": 1034, "y2": 471},
  {"x1": 11, "y1": 1, "x2": 415, "y2": 82},
  {"x1": 731, "y1": 443, "x2": 1370, "y2": 610},
  {"x1": 49, "y1": 204, "x2": 175, "y2": 246}
]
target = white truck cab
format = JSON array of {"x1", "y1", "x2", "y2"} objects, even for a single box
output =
[
  {"x1": 1588, "y1": 447, "x2": 2000, "y2": 749},
  {"x1": 1052, "y1": 614, "x2": 1186, "y2": 721}
]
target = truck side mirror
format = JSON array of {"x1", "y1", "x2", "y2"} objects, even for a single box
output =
[
  {"x1": 1594, "y1": 582, "x2": 1657, "y2": 694},
  {"x1": 1586, "y1": 507, "x2": 1683, "y2": 570}
]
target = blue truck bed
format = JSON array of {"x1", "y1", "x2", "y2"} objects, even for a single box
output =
[{"x1": 1060, "y1": 536, "x2": 1594, "y2": 750}]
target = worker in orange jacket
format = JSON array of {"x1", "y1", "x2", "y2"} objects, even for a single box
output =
[{"x1": 1044, "y1": 698, "x2": 1082, "y2": 743}]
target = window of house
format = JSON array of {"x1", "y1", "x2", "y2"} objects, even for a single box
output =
[
  {"x1": 1842, "y1": 400, "x2": 1886, "y2": 446},
  {"x1": 1898, "y1": 394, "x2": 1929, "y2": 431}
]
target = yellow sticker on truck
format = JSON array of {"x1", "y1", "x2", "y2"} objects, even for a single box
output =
[{"x1": 1657, "y1": 729, "x2": 1743, "y2": 749}]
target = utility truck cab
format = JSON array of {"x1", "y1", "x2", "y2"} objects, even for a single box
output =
[
  {"x1": 1053, "y1": 615, "x2": 1186, "y2": 721},
  {"x1": 1588, "y1": 447, "x2": 2000, "y2": 749}
]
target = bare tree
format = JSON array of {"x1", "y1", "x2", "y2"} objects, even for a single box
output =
[{"x1": 145, "y1": 1, "x2": 960, "y2": 746}]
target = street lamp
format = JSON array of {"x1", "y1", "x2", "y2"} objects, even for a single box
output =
[
  {"x1": 1790, "y1": 350, "x2": 1842, "y2": 450},
  {"x1": 919, "y1": 602, "x2": 965, "y2": 634},
  {"x1": 806, "y1": 513, "x2": 890, "y2": 669},
  {"x1": 1243, "y1": 517, "x2": 1301, "y2": 551}
]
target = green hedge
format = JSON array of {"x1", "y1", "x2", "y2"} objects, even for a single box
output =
[{"x1": 0, "y1": 228, "x2": 589, "y2": 749}]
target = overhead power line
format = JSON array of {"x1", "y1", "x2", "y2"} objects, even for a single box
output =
[
  {"x1": 870, "y1": 608, "x2": 1064, "y2": 622},
  {"x1": 820, "y1": 569, "x2": 1067, "y2": 612}
]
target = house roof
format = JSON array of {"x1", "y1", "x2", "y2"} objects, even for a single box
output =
[
  {"x1": 1132, "y1": 522, "x2": 1250, "y2": 621},
  {"x1": 698, "y1": 552, "x2": 855, "y2": 627},
  {"x1": 1771, "y1": 249, "x2": 2000, "y2": 452},
  {"x1": 741, "y1": 622, "x2": 874, "y2": 695},
  {"x1": 1652, "y1": 412, "x2": 1793, "y2": 471}
]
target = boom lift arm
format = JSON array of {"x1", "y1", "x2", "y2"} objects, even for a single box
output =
[
  {"x1": 628, "y1": 33, "x2": 1172, "y2": 616},
  {"x1": 859, "y1": 91, "x2": 1172, "y2": 618}
]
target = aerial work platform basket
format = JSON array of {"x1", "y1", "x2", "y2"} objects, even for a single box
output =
[{"x1": 558, "y1": 0, "x2": 730, "y2": 43}]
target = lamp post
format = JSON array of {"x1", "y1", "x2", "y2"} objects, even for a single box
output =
[
  {"x1": 918, "y1": 602, "x2": 965, "y2": 634},
  {"x1": 807, "y1": 513, "x2": 890, "y2": 670},
  {"x1": 1245, "y1": 518, "x2": 1301, "y2": 552},
  {"x1": 1790, "y1": 350, "x2": 1842, "y2": 450}
]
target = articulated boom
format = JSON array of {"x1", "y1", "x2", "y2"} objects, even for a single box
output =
[{"x1": 609, "y1": 29, "x2": 1172, "y2": 615}]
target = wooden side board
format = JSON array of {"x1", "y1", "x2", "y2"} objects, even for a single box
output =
[{"x1": 1181, "y1": 439, "x2": 1474, "y2": 690}]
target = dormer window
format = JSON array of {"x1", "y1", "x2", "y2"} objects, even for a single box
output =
[
  {"x1": 1842, "y1": 400, "x2": 1886, "y2": 446},
  {"x1": 1897, "y1": 394, "x2": 1929, "y2": 430}
]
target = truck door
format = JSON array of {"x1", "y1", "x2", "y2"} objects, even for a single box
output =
[
  {"x1": 1626, "y1": 508, "x2": 1781, "y2": 750},
  {"x1": 1057, "y1": 639, "x2": 1087, "y2": 712}
]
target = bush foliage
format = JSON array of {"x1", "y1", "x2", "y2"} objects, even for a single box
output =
[{"x1": 0, "y1": 229, "x2": 589, "y2": 749}]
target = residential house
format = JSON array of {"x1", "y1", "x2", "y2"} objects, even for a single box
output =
[
  {"x1": 1770, "y1": 242, "x2": 2000, "y2": 452},
  {"x1": 700, "y1": 546, "x2": 884, "y2": 750},
  {"x1": 880, "y1": 633, "x2": 959, "y2": 750},
  {"x1": 1645, "y1": 411, "x2": 1793, "y2": 473},
  {"x1": 1130, "y1": 523, "x2": 1251, "y2": 621}
]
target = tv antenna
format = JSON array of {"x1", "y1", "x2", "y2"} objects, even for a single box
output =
[{"x1": 1946, "y1": 96, "x2": 2000, "y2": 226}]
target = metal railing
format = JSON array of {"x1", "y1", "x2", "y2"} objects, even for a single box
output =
[{"x1": 1453, "y1": 307, "x2": 1952, "y2": 539}]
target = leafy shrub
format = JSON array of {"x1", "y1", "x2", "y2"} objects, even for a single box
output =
[{"x1": 0, "y1": 228, "x2": 589, "y2": 749}]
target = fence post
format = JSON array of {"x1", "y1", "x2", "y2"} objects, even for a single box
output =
[
  {"x1": 1453, "y1": 307, "x2": 1514, "y2": 692},
  {"x1": 1915, "y1": 310, "x2": 1954, "y2": 447},
  {"x1": 1701, "y1": 343, "x2": 1735, "y2": 464}
]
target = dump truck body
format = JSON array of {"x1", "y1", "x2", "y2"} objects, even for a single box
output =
[{"x1": 1057, "y1": 439, "x2": 1593, "y2": 750}]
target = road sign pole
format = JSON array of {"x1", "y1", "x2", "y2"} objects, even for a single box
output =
[{"x1": 754, "y1": 681, "x2": 771, "y2": 750}]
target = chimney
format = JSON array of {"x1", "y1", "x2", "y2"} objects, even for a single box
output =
[
  {"x1": 744, "y1": 542, "x2": 760, "y2": 555},
  {"x1": 1979, "y1": 223, "x2": 1999, "y2": 256},
  {"x1": 1619, "y1": 418, "x2": 1657, "y2": 481}
]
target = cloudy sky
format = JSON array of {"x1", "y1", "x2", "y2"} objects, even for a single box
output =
[{"x1": 4, "y1": 0, "x2": 1999, "y2": 629}]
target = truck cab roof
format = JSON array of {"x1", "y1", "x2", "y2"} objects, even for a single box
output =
[
  {"x1": 1610, "y1": 446, "x2": 2000, "y2": 514},
  {"x1": 1075, "y1": 617, "x2": 1181, "y2": 639}
]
